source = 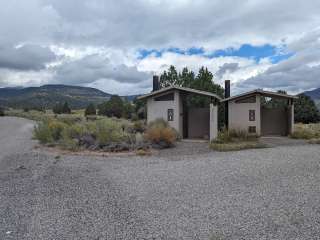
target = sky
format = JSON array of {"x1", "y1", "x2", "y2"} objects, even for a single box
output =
[{"x1": 0, "y1": 0, "x2": 320, "y2": 96}]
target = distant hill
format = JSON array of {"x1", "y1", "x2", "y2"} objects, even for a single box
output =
[
  {"x1": 303, "y1": 87, "x2": 320, "y2": 109},
  {"x1": 0, "y1": 85, "x2": 139, "y2": 109}
]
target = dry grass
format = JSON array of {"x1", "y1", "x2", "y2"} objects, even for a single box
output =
[
  {"x1": 291, "y1": 123, "x2": 320, "y2": 140},
  {"x1": 145, "y1": 119, "x2": 177, "y2": 146},
  {"x1": 210, "y1": 141, "x2": 267, "y2": 152},
  {"x1": 308, "y1": 138, "x2": 320, "y2": 144},
  {"x1": 210, "y1": 128, "x2": 265, "y2": 152},
  {"x1": 135, "y1": 149, "x2": 152, "y2": 156}
]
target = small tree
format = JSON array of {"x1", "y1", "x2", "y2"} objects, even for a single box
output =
[
  {"x1": 133, "y1": 97, "x2": 146, "y2": 119},
  {"x1": 52, "y1": 102, "x2": 71, "y2": 114},
  {"x1": 53, "y1": 103, "x2": 62, "y2": 114},
  {"x1": 294, "y1": 94, "x2": 320, "y2": 123},
  {"x1": 62, "y1": 102, "x2": 71, "y2": 114},
  {"x1": 85, "y1": 103, "x2": 96, "y2": 116},
  {"x1": 98, "y1": 95, "x2": 124, "y2": 118},
  {"x1": 122, "y1": 101, "x2": 134, "y2": 119},
  {"x1": 0, "y1": 108, "x2": 5, "y2": 117}
]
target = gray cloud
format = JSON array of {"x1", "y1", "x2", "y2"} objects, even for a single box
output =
[
  {"x1": 0, "y1": 0, "x2": 320, "y2": 93},
  {"x1": 31, "y1": 0, "x2": 320, "y2": 49},
  {"x1": 215, "y1": 63, "x2": 239, "y2": 79},
  {"x1": 0, "y1": 44, "x2": 56, "y2": 71},
  {"x1": 238, "y1": 30, "x2": 320, "y2": 93},
  {"x1": 53, "y1": 54, "x2": 151, "y2": 85}
]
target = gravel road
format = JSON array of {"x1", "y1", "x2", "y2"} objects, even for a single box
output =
[{"x1": 1, "y1": 117, "x2": 320, "y2": 240}]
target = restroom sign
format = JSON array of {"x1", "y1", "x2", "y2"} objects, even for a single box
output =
[{"x1": 167, "y1": 109, "x2": 174, "y2": 121}]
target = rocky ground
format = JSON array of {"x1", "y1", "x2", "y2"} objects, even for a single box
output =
[{"x1": 1, "y1": 117, "x2": 320, "y2": 240}]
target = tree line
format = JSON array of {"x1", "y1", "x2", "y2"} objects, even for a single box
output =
[
  {"x1": 160, "y1": 65, "x2": 320, "y2": 124},
  {"x1": 10, "y1": 65, "x2": 318, "y2": 124}
]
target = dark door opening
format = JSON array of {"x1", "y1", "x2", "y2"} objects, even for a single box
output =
[{"x1": 261, "y1": 107, "x2": 288, "y2": 136}]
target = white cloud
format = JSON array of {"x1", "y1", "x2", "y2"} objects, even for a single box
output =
[
  {"x1": 0, "y1": 0, "x2": 320, "y2": 95},
  {"x1": 238, "y1": 30, "x2": 320, "y2": 94}
]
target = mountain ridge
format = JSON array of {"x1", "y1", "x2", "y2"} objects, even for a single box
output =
[
  {"x1": 303, "y1": 87, "x2": 320, "y2": 109},
  {"x1": 0, "y1": 84, "x2": 139, "y2": 109}
]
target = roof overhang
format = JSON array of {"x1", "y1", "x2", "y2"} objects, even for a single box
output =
[
  {"x1": 138, "y1": 86, "x2": 222, "y2": 100},
  {"x1": 221, "y1": 89, "x2": 298, "y2": 102}
]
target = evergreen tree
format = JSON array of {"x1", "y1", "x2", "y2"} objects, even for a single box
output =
[
  {"x1": 0, "y1": 108, "x2": 4, "y2": 117},
  {"x1": 52, "y1": 103, "x2": 63, "y2": 114},
  {"x1": 84, "y1": 103, "x2": 96, "y2": 116},
  {"x1": 159, "y1": 65, "x2": 179, "y2": 88},
  {"x1": 62, "y1": 102, "x2": 71, "y2": 114},
  {"x1": 294, "y1": 94, "x2": 320, "y2": 123},
  {"x1": 159, "y1": 65, "x2": 225, "y2": 128},
  {"x1": 98, "y1": 95, "x2": 124, "y2": 118},
  {"x1": 133, "y1": 97, "x2": 146, "y2": 119}
]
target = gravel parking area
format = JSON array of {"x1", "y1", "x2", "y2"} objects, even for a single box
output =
[{"x1": 1, "y1": 117, "x2": 320, "y2": 239}]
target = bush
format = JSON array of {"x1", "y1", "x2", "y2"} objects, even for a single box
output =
[
  {"x1": 53, "y1": 102, "x2": 71, "y2": 114},
  {"x1": 291, "y1": 123, "x2": 320, "y2": 139},
  {"x1": 133, "y1": 120, "x2": 146, "y2": 133},
  {"x1": 0, "y1": 108, "x2": 4, "y2": 117},
  {"x1": 33, "y1": 121, "x2": 54, "y2": 144},
  {"x1": 98, "y1": 95, "x2": 124, "y2": 118},
  {"x1": 92, "y1": 119, "x2": 129, "y2": 146},
  {"x1": 85, "y1": 103, "x2": 96, "y2": 116},
  {"x1": 145, "y1": 119, "x2": 177, "y2": 148},
  {"x1": 210, "y1": 128, "x2": 263, "y2": 152},
  {"x1": 215, "y1": 128, "x2": 257, "y2": 144},
  {"x1": 33, "y1": 117, "x2": 151, "y2": 152},
  {"x1": 294, "y1": 94, "x2": 320, "y2": 123},
  {"x1": 56, "y1": 115, "x2": 82, "y2": 125}
]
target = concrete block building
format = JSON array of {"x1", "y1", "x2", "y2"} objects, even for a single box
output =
[
  {"x1": 139, "y1": 76, "x2": 297, "y2": 140},
  {"x1": 138, "y1": 76, "x2": 221, "y2": 141}
]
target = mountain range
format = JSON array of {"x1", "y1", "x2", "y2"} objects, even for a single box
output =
[
  {"x1": 303, "y1": 87, "x2": 320, "y2": 109},
  {"x1": 0, "y1": 85, "x2": 138, "y2": 109},
  {"x1": 0, "y1": 84, "x2": 319, "y2": 110}
]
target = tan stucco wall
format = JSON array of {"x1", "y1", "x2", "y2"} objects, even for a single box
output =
[
  {"x1": 228, "y1": 95, "x2": 261, "y2": 135},
  {"x1": 147, "y1": 90, "x2": 183, "y2": 136}
]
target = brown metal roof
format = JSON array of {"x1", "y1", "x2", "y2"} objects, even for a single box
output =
[
  {"x1": 221, "y1": 89, "x2": 298, "y2": 102},
  {"x1": 137, "y1": 86, "x2": 222, "y2": 100}
]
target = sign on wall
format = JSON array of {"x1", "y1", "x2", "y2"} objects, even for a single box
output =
[{"x1": 167, "y1": 109, "x2": 174, "y2": 121}]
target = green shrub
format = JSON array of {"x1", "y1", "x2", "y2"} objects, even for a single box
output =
[
  {"x1": 94, "y1": 119, "x2": 129, "y2": 145},
  {"x1": 56, "y1": 115, "x2": 82, "y2": 125},
  {"x1": 211, "y1": 128, "x2": 262, "y2": 152},
  {"x1": 133, "y1": 120, "x2": 146, "y2": 133},
  {"x1": 34, "y1": 121, "x2": 54, "y2": 143},
  {"x1": 59, "y1": 130, "x2": 80, "y2": 150},
  {"x1": 215, "y1": 128, "x2": 257, "y2": 144},
  {"x1": 85, "y1": 103, "x2": 96, "y2": 116},
  {"x1": 33, "y1": 119, "x2": 68, "y2": 144},
  {"x1": 48, "y1": 120, "x2": 67, "y2": 141},
  {"x1": 145, "y1": 119, "x2": 177, "y2": 147},
  {"x1": 53, "y1": 102, "x2": 71, "y2": 114},
  {"x1": 0, "y1": 108, "x2": 4, "y2": 117}
]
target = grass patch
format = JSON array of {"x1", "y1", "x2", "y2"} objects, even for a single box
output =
[
  {"x1": 290, "y1": 123, "x2": 320, "y2": 140},
  {"x1": 210, "y1": 128, "x2": 266, "y2": 152},
  {"x1": 211, "y1": 141, "x2": 267, "y2": 152},
  {"x1": 136, "y1": 149, "x2": 152, "y2": 156},
  {"x1": 308, "y1": 138, "x2": 320, "y2": 144}
]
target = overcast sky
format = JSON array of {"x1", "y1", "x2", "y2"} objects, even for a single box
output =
[{"x1": 0, "y1": 0, "x2": 319, "y2": 95}]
